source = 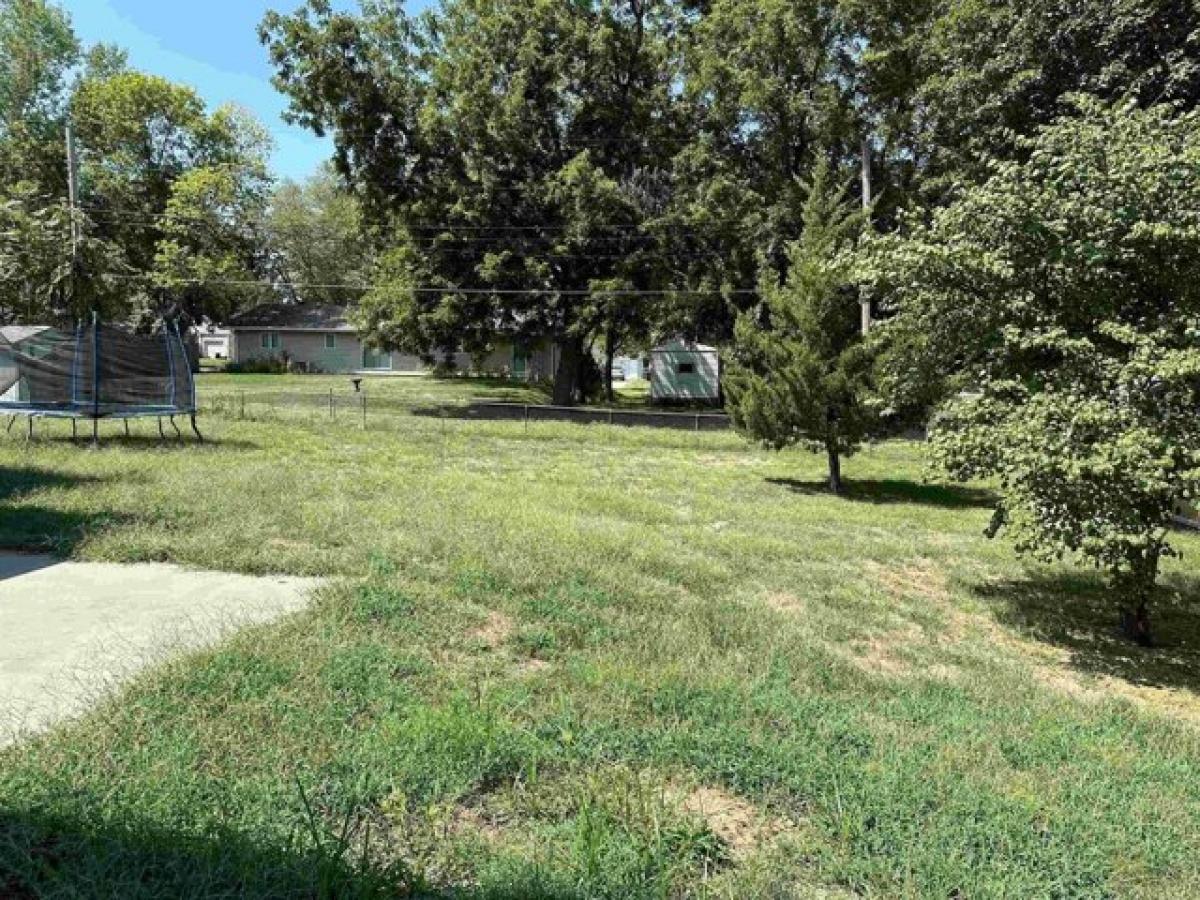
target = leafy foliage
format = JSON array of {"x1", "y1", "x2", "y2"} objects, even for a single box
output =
[
  {"x1": 863, "y1": 99, "x2": 1200, "y2": 614},
  {"x1": 72, "y1": 70, "x2": 273, "y2": 323},
  {"x1": 898, "y1": 0, "x2": 1200, "y2": 199},
  {"x1": 0, "y1": 2, "x2": 273, "y2": 328},
  {"x1": 0, "y1": 0, "x2": 77, "y2": 194},
  {"x1": 263, "y1": 0, "x2": 685, "y2": 403},
  {"x1": 267, "y1": 164, "x2": 371, "y2": 305}
]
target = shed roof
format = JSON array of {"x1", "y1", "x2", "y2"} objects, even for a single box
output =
[
  {"x1": 651, "y1": 338, "x2": 718, "y2": 354},
  {"x1": 227, "y1": 303, "x2": 354, "y2": 331},
  {"x1": 0, "y1": 326, "x2": 51, "y2": 346}
]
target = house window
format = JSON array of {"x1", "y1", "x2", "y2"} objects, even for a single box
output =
[
  {"x1": 261, "y1": 333, "x2": 280, "y2": 351},
  {"x1": 324, "y1": 334, "x2": 337, "y2": 350},
  {"x1": 677, "y1": 362, "x2": 696, "y2": 375}
]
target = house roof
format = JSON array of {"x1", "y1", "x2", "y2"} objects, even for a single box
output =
[{"x1": 226, "y1": 303, "x2": 354, "y2": 332}]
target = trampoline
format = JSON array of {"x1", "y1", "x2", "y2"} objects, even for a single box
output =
[{"x1": 0, "y1": 318, "x2": 201, "y2": 443}]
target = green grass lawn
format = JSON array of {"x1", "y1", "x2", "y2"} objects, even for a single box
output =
[
  {"x1": 198, "y1": 370, "x2": 555, "y2": 407},
  {"x1": 196, "y1": 372, "x2": 675, "y2": 413},
  {"x1": 2, "y1": 397, "x2": 1199, "y2": 897}
]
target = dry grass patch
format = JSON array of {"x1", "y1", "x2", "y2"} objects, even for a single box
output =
[
  {"x1": 446, "y1": 803, "x2": 506, "y2": 845},
  {"x1": 671, "y1": 782, "x2": 802, "y2": 862},
  {"x1": 514, "y1": 657, "x2": 552, "y2": 676},
  {"x1": 870, "y1": 557, "x2": 954, "y2": 606},
  {"x1": 868, "y1": 559, "x2": 1200, "y2": 722},
  {"x1": 846, "y1": 627, "x2": 925, "y2": 678},
  {"x1": 467, "y1": 611, "x2": 514, "y2": 650},
  {"x1": 764, "y1": 591, "x2": 808, "y2": 616}
]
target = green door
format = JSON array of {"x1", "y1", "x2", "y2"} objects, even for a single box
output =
[
  {"x1": 511, "y1": 343, "x2": 529, "y2": 379},
  {"x1": 362, "y1": 347, "x2": 392, "y2": 370}
]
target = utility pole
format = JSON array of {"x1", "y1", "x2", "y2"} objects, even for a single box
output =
[
  {"x1": 860, "y1": 137, "x2": 872, "y2": 337},
  {"x1": 66, "y1": 123, "x2": 97, "y2": 444},
  {"x1": 65, "y1": 122, "x2": 82, "y2": 320},
  {"x1": 65, "y1": 122, "x2": 80, "y2": 258}
]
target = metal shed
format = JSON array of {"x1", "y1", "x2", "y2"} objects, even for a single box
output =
[{"x1": 649, "y1": 339, "x2": 720, "y2": 403}]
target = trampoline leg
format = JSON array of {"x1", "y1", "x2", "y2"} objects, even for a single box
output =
[
  {"x1": 91, "y1": 417, "x2": 98, "y2": 448},
  {"x1": 6, "y1": 414, "x2": 17, "y2": 434},
  {"x1": 71, "y1": 419, "x2": 77, "y2": 440},
  {"x1": 169, "y1": 415, "x2": 182, "y2": 440},
  {"x1": 26, "y1": 418, "x2": 33, "y2": 442},
  {"x1": 124, "y1": 419, "x2": 130, "y2": 438},
  {"x1": 190, "y1": 414, "x2": 204, "y2": 443},
  {"x1": 157, "y1": 417, "x2": 165, "y2": 440}
]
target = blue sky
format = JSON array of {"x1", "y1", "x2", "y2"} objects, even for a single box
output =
[{"x1": 63, "y1": 1, "x2": 431, "y2": 183}]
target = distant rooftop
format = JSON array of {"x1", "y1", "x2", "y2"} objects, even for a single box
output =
[
  {"x1": 0, "y1": 326, "x2": 51, "y2": 345},
  {"x1": 227, "y1": 303, "x2": 354, "y2": 331},
  {"x1": 652, "y1": 338, "x2": 718, "y2": 353}
]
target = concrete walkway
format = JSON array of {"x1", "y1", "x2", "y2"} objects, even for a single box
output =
[{"x1": 0, "y1": 554, "x2": 320, "y2": 747}]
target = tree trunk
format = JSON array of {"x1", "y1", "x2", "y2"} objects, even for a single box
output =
[
  {"x1": 826, "y1": 434, "x2": 843, "y2": 495},
  {"x1": 1121, "y1": 602, "x2": 1153, "y2": 647},
  {"x1": 604, "y1": 328, "x2": 616, "y2": 405},
  {"x1": 552, "y1": 336, "x2": 583, "y2": 406},
  {"x1": 1119, "y1": 551, "x2": 1159, "y2": 647}
]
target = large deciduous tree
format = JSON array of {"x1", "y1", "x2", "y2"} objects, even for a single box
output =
[
  {"x1": 725, "y1": 158, "x2": 872, "y2": 494},
  {"x1": 262, "y1": 0, "x2": 683, "y2": 404},
  {"x1": 896, "y1": 0, "x2": 1200, "y2": 200},
  {"x1": 267, "y1": 164, "x2": 371, "y2": 305},
  {"x1": 0, "y1": 0, "x2": 77, "y2": 194},
  {"x1": 0, "y1": 1, "x2": 274, "y2": 327},
  {"x1": 664, "y1": 0, "x2": 863, "y2": 341},
  {"x1": 72, "y1": 70, "x2": 273, "y2": 323},
  {"x1": 862, "y1": 99, "x2": 1200, "y2": 640}
]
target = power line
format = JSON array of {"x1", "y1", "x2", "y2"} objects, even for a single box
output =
[
  {"x1": 76, "y1": 204, "x2": 733, "y2": 236},
  {"x1": 82, "y1": 211, "x2": 699, "y2": 241},
  {"x1": 108, "y1": 273, "x2": 754, "y2": 296},
  {"x1": 84, "y1": 216, "x2": 689, "y2": 246}
]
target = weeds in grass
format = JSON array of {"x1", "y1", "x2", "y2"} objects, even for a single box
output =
[{"x1": 2, "y1": 375, "x2": 1200, "y2": 896}]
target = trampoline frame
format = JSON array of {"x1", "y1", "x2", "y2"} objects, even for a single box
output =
[{"x1": 0, "y1": 318, "x2": 203, "y2": 444}]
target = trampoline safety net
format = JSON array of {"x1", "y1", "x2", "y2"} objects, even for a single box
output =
[{"x1": 0, "y1": 322, "x2": 195, "y2": 419}]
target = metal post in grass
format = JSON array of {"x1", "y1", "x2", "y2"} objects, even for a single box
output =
[
  {"x1": 91, "y1": 312, "x2": 100, "y2": 448},
  {"x1": 361, "y1": 392, "x2": 367, "y2": 430},
  {"x1": 329, "y1": 387, "x2": 334, "y2": 419},
  {"x1": 524, "y1": 404, "x2": 529, "y2": 432},
  {"x1": 240, "y1": 391, "x2": 245, "y2": 420}
]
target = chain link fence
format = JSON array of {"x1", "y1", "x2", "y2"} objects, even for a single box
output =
[{"x1": 203, "y1": 389, "x2": 730, "y2": 433}]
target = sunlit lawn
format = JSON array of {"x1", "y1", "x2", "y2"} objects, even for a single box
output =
[{"x1": 1, "y1": 396, "x2": 1199, "y2": 897}]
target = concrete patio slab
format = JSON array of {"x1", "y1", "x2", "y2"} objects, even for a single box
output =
[{"x1": 0, "y1": 554, "x2": 321, "y2": 747}]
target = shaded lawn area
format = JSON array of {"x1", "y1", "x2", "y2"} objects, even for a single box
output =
[
  {"x1": 1, "y1": 414, "x2": 1199, "y2": 898},
  {"x1": 195, "y1": 372, "x2": 689, "y2": 415},
  {"x1": 198, "y1": 371, "x2": 553, "y2": 408}
]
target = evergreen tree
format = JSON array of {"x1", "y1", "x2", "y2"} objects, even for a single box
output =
[{"x1": 725, "y1": 159, "x2": 872, "y2": 494}]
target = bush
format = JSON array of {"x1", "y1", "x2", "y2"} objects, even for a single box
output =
[{"x1": 226, "y1": 357, "x2": 289, "y2": 374}]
